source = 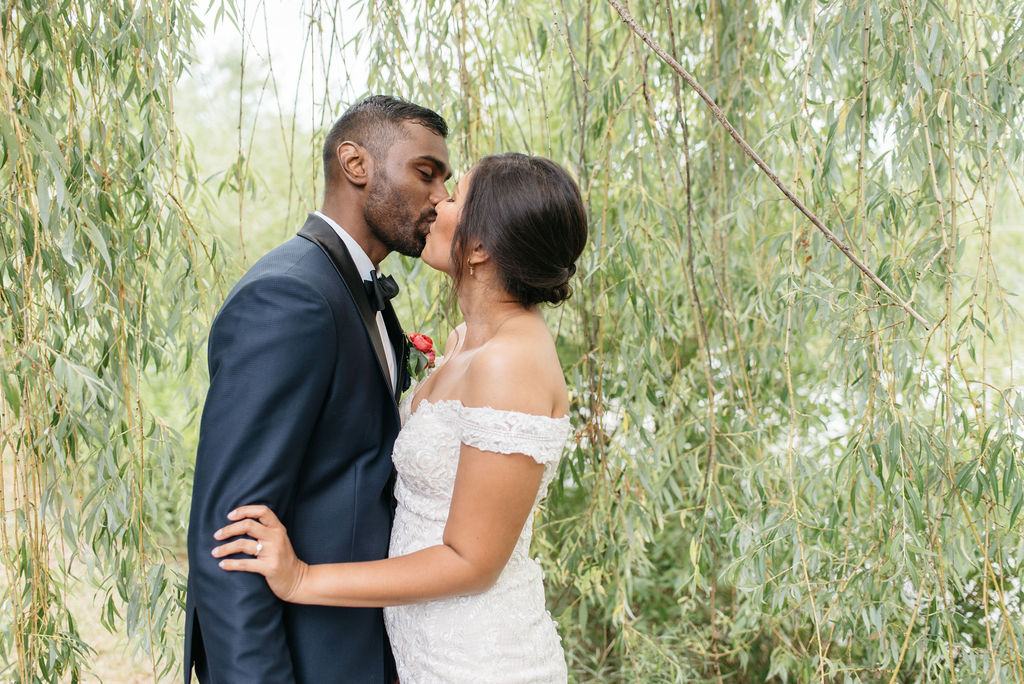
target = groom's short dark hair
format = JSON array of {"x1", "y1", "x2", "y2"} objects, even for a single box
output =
[{"x1": 322, "y1": 95, "x2": 448, "y2": 186}]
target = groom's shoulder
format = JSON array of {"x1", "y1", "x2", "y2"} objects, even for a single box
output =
[
  {"x1": 247, "y1": 235, "x2": 327, "y2": 277},
  {"x1": 218, "y1": 237, "x2": 341, "y2": 312},
  {"x1": 231, "y1": 236, "x2": 338, "y2": 290}
]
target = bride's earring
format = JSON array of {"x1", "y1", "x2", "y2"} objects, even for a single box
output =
[{"x1": 468, "y1": 261, "x2": 474, "y2": 276}]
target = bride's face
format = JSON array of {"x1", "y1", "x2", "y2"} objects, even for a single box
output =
[{"x1": 421, "y1": 171, "x2": 471, "y2": 274}]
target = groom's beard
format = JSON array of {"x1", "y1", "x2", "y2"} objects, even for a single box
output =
[{"x1": 364, "y1": 171, "x2": 436, "y2": 258}]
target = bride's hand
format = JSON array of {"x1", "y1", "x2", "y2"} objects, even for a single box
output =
[{"x1": 212, "y1": 505, "x2": 308, "y2": 602}]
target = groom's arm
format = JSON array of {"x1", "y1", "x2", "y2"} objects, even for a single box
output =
[{"x1": 188, "y1": 274, "x2": 336, "y2": 682}]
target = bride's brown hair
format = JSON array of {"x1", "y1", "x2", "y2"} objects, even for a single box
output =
[{"x1": 450, "y1": 153, "x2": 587, "y2": 306}]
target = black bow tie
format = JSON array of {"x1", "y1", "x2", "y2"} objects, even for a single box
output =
[{"x1": 364, "y1": 270, "x2": 399, "y2": 311}]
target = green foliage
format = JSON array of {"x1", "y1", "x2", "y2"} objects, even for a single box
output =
[
  {"x1": 2, "y1": 0, "x2": 1023, "y2": 681},
  {"x1": 0, "y1": 1, "x2": 215, "y2": 681},
  {"x1": 358, "y1": 0, "x2": 1024, "y2": 680}
]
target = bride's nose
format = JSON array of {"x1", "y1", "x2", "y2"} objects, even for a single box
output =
[{"x1": 429, "y1": 181, "x2": 450, "y2": 206}]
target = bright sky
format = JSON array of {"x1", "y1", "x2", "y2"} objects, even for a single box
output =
[{"x1": 195, "y1": 0, "x2": 369, "y2": 122}]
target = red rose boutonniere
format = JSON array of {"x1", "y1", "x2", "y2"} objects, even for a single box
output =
[{"x1": 407, "y1": 333, "x2": 436, "y2": 380}]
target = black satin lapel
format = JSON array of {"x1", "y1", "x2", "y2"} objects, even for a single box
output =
[
  {"x1": 297, "y1": 214, "x2": 393, "y2": 396},
  {"x1": 382, "y1": 303, "x2": 408, "y2": 400}
]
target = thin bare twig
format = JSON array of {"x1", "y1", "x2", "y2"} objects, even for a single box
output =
[{"x1": 604, "y1": 0, "x2": 932, "y2": 330}]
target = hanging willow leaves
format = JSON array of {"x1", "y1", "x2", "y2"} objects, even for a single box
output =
[
  {"x1": 352, "y1": 0, "x2": 1024, "y2": 680},
  {"x1": 1, "y1": 1, "x2": 216, "y2": 682},
  {"x1": 2, "y1": 0, "x2": 1024, "y2": 682}
]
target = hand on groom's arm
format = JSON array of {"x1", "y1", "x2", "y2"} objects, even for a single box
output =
[{"x1": 189, "y1": 275, "x2": 334, "y2": 682}]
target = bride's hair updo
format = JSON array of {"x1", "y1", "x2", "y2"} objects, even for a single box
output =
[{"x1": 451, "y1": 153, "x2": 587, "y2": 306}]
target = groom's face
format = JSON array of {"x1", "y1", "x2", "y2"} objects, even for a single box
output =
[{"x1": 364, "y1": 121, "x2": 451, "y2": 258}]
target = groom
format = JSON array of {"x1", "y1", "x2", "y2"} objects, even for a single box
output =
[{"x1": 185, "y1": 96, "x2": 451, "y2": 683}]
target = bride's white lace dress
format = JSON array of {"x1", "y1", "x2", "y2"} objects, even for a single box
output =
[{"x1": 384, "y1": 391, "x2": 570, "y2": 683}]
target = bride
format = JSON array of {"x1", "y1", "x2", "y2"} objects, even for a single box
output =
[{"x1": 211, "y1": 152, "x2": 588, "y2": 682}]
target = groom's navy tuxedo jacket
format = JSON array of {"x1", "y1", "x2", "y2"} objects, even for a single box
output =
[{"x1": 185, "y1": 214, "x2": 408, "y2": 683}]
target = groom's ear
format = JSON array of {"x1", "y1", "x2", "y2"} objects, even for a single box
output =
[{"x1": 337, "y1": 141, "x2": 371, "y2": 188}]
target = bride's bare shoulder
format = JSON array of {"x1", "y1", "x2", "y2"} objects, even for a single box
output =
[{"x1": 462, "y1": 320, "x2": 567, "y2": 417}]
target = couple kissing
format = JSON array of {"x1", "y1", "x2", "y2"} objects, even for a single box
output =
[{"x1": 185, "y1": 95, "x2": 587, "y2": 683}]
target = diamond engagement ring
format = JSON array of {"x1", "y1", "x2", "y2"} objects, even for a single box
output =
[{"x1": 255, "y1": 541, "x2": 263, "y2": 556}]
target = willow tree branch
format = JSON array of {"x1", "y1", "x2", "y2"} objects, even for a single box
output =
[{"x1": 605, "y1": 0, "x2": 932, "y2": 330}]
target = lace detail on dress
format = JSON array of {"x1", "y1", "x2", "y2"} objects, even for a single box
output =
[
  {"x1": 458, "y1": 406, "x2": 570, "y2": 465},
  {"x1": 384, "y1": 396, "x2": 570, "y2": 683}
]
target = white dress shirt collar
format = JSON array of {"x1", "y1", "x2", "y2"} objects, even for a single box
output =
[
  {"x1": 314, "y1": 211, "x2": 376, "y2": 280},
  {"x1": 313, "y1": 211, "x2": 397, "y2": 391}
]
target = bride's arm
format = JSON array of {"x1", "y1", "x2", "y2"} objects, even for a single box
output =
[
  {"x1": 212, "y1": 343, "x2": 558, "y2": 607},
  {"x1": 213, "y1": 441, "x2": 543, "y2": 606}
]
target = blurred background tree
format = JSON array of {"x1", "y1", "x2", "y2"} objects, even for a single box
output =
[{"x1": 2, "y1": 0, "x2": 1022, "y2": 681}]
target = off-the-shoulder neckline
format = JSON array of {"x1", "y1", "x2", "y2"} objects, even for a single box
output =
[{"x1": 409, "y1": 397, "x2": 570, "y2": 423}]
